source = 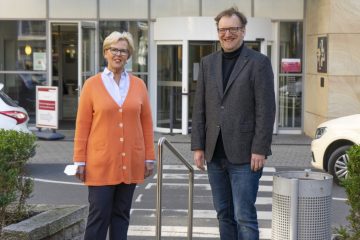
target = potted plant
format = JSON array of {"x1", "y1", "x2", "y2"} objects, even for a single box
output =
[{"x1": 0, "y1": 129, "x2": 36, "y2": 235}]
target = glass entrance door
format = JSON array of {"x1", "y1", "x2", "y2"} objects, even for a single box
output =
[
  {"x1": 51, "y1": 23, "x2": 78, "y2": 120},
  {"x1": 156, "y1": 44, "x2": 182, "y2": 133},
  {"x1": 50, "y1": 21, "x2": 97, "y2": 124},
  {"x1": 278, "y1": 22, "x2": 303, "y2": 131}
]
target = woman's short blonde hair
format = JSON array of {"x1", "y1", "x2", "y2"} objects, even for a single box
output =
[{"x1": 103, "y1": 31, "x2": 135, "y2": 59}]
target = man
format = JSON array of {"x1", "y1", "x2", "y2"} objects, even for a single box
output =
[{"x1": 191, "y1": 7, "x2": 275, "y2": 240}]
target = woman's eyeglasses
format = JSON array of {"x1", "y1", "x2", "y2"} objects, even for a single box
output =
[{"x1": 108, "y1": 47, "x2": 129, "y2": 56}]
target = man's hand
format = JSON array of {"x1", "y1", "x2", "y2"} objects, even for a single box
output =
[
  {"x1": 144, "y1": 162, "x2": 154, "y2": 178},
  {"x1": 251, "y1": 153, "x2": 266, "y2": 171},
  {"x1": 194, "y1": 150, "x2": 206, "y2": 171},
  {"x1": 75, "y1": 165, "x2": 86, "y2": 182}
]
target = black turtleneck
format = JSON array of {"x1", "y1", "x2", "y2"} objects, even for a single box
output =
[
  {"x1": 214, "y1": 43, "x2": 244, "y2": 159},
  {"x1": 222, "y1": 43, "x2": 244, "y2": 92}
]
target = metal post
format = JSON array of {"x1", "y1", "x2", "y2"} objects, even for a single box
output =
[
  {"x1": 290, "y1": 178, "x2": 299, "y2": 240},
  {"x1": 156, "y1": 137, "x2": 194, "y2": 240},
  {"x1": 187, "y1": 168, "x2": 194, "y2": 239},
  {"x1": 156, "y1": 138, "x2": 164, "y2": 240},
  {"x1": 169, "y1": 87, "x2": 174, "y2": 135}
]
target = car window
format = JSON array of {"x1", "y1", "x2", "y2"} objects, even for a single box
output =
[{"x1": 0, "y1": 90, "x2": 19, "y2": 107}]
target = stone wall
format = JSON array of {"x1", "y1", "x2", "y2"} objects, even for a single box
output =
[{"x1": 2, "y1": 204, "x2": 87, "y2": 240}]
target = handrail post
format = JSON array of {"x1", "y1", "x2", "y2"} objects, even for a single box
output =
[
  {"x1": 156, "y1": 137, "x2": 194, "y2": 240},
  {"x1": 187, "y1": 169, "x2": 194, "y2": 239},
  {"x1": 156, "y1": 137, "x2": 165, "y2": 240}
]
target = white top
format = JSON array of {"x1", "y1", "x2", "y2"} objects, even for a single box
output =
[{"x1": 101, "y1": 67, "x2": 130, "y2": 106}]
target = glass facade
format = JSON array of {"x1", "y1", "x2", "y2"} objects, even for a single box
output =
[
  {"x1": 0, "y1": 0, "x2": 306, "y2": 133},
  {"x1": 0, "y1": 21, "x2": 47, "y2": 121}
]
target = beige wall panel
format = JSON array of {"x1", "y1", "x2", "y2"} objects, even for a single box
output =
[
  {"x1": 202, "y1": 0, "x2": 251, "y2": 17},
  {"x1": 255, "y1": 0, "x2": 303, "y2": 19},
  {"x1": 305, "y1": 35, "x2": 318, "y2": 74},
  {"x1": 0, "y1": 0, "x2": 46, "y2": 18},
  {"x1": 49, "y1": 0, "x2": 97, "y2": 19},
  {"x1": 304, "y1": 73, "x2": 329, "y2": 136},
  {"x1": 328, "y1": 76, "x2": 360, "y2": 118},
  {"x1": 305, "y1": 0, "x2": 330, "y2": 35},
  {"x1": 304, "y1": 74, "x2": 329, "y2": 117},
  {"x1": 100, "y1": 0, "x2": 148, "y2": 19},
  {"x1": 330, "y1": 0, "x2": 360, "y2": 33},
  {"x1": 328, "y1": 34, "x2": 360, "y2": 76},
  {"x1": 151, "y1": 0, "x2": 199, "y2": 18}
]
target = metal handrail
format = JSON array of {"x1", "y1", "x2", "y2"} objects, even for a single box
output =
[{"x1": 156, "y1": 137, "x2": 194, "y2": 240}]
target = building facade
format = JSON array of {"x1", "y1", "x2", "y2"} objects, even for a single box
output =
[{"x1": 0, "y1": 0, "x2": 359, "y2": 136}]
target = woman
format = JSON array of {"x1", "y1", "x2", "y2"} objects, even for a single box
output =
[{"x1": 73, "y1": 31, "x2": 155, "y2": 240}]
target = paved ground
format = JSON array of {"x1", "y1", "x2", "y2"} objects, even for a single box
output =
[
  {"x1": 27, "y1": 129, "x2": 350, "y2": 239},
  {"x1": 30, "y1": 129, "x2": 313, "y2": 169}
]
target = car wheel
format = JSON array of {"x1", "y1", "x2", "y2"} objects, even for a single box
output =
[{"x1": 328, "y1": 145, "x2": 351, "y2": 185}]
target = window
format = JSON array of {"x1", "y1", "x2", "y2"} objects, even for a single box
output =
[
  {"x1": 0, "y1": 21, "x2": 46, "y2": 71},
  {"x1": 0, "y1": 20, "x2": 47, "y2": 120}
]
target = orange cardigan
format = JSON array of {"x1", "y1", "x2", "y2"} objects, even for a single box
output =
[{"x1": 73, "y1": 73, "x2": 155, "y2": 186}]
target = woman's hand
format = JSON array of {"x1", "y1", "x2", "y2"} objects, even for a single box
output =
[
  {"x1": 75, "y1": 165, "x2": 86, "y2": 182},
  {"x1": 144, "y1": 162, "x2": 154, "y2": 178}
]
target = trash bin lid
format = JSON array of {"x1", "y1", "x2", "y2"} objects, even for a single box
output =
[{"x1": 274, "y1": 171, "x2": 333, "y2": 181}]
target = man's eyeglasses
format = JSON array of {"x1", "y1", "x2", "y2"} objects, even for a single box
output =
[
  {"x1": 108, "y1": 47, "x2": 129, "y2": 56},
  {"x1": 217, "y1": 27, "x2": 244, "y2": 35}
]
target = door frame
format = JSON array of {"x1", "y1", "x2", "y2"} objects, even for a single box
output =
[
  {"x1": 48, "y1": 20, "x2": 98, "y2": 86},
  {"x1": 47, "y1": 20, "x2": 98, "y2": 119},
  {"x1": 154, "y1": 40, "x2": 186, "y2": 134},
  {"x1": 78, "y1": 21, "x2": 98, "y2": 94}
]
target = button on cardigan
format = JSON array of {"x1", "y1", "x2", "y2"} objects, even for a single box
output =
[{"x1": 73, "y1": 73, "x2": 155, "y2": 186}]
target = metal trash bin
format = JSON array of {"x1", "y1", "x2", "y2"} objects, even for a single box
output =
[{"x1": 272, "y1": 170, "x2": 333, "y2": 240}]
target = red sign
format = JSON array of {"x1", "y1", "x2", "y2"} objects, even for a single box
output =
[
  {"x1": 38, "y1": 87, "x2": 51, "y2": 92},
  {"x1": 39, "y1": 100, "x2": 55, "y2": 110},
  {"x1": 281, "y1": 59, "x2": 301, "y2": 73}
]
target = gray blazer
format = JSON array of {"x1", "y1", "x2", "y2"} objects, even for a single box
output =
[{"x1": 191, "y1": 46, "x2": 276, "y2": 164}]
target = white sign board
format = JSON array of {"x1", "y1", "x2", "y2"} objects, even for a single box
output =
[
  {"x1": 33, "y1": 52, "x2": 46, "y2": 71},
  {"x1": 36, "y1": 86, "x2": 59, "y2": 129}
]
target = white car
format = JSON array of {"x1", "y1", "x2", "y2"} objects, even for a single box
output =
[
  {"x1": 0, "y1": 83, "x2": 32, "y2": 134},
  {"x1": 311, "y1": 114, "x2": 360, "y2": 184}
]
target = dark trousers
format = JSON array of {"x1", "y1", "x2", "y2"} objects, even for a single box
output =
[{"x1": 84, "y1": 183, "x2": 137, "y2": 240}]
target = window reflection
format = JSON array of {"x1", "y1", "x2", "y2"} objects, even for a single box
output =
[
  {"x1": 0, "y1": 20, "x2": 47, "y2": 122},
  {"x1": 0, "y1": 21, "x2": 46, "y2": 71},
  {"x1": 0, "y1": 73, "x2": 47, "y2": 121}
]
